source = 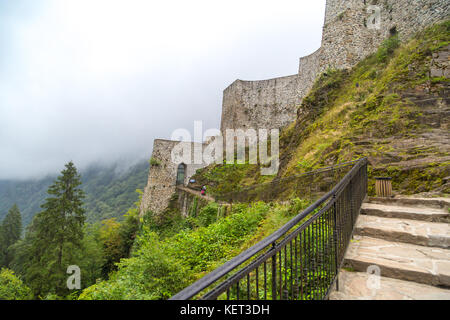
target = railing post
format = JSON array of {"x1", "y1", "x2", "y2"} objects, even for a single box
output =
[
  {"x1": 332, "y1": 195, "x2": 339, "y2": 291},
  {"x1": 349, "y1": 178, "x2": 354, "y2": 239},
  {"x1": 271, "y1": 243, "x2": 277, "y2": 300},
  {"x1": 365, "y1": 161, "x2": 368, "y2": 198}
]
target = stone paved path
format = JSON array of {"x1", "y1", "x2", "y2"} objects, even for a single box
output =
[
  {"x1": 176, "y1": 186, "x2": 216, "y2": 202},
  {"x1": 330, "y1": 196, "x2": 450, "y2": 300}
]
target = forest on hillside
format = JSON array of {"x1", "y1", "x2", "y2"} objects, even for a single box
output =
[
  {"x1": 0, "y1": 162, "x2": 143, "y2": 299},
  {"x1": 0, "y1": 160, "x2": 149, "y2": 226}
]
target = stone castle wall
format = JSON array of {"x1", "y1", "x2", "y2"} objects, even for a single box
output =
[
  {"x1": 219, "y1": 48, "x2": 324, "y2": 133},
  {"x1": 220, "y1": 75, "x2": 302, "y2": 132},
  {"x1": 319, "y1": 0, "x2": 450, "y2": 71},
  {"x1": 140, "y1": 139, "x2": 208, "y2": 215},
  {"x1": 298, "y1": 48, "x2": 322, "y2": 92}
]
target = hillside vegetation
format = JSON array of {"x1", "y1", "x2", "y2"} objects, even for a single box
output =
[
  {"x1": 1, "y1": 162, "x2": 143, "y2": 299},
  {"x1": 79, "y1": 199, "x2": 310, "y2": 299},
  {"x1": 0, "y1": 160, "x2": 149, "y2": 226}
]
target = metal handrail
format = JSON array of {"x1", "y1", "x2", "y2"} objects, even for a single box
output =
[
  {"x1": 171, "y1": 158, "x2": 368, "y2": 300},
  {"x1": 215, "y1": 159, "x2": 360, "y2": 202}
]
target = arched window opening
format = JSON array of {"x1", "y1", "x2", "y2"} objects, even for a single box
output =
[{"x1": 176, "y1": 163, "x2": 186, "y2": 186}]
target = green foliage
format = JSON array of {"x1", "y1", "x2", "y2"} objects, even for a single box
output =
[
  {"x1": 99, "y1": 219, "x2": 123, "y2": 277},
  {"x1": 5, "y1": 20, "x2": 450, "y2": 301},
  {"x1": 76, "y1": 223, "x2": 105, "y2": 288},
  {"x1": 25, "y1": 162, "x2": 86, "y2": 297},
  {"x1": 222, "y1": 212, "x2": 330, "y2": 300},
  {"x1": 118, "y1": 198, "x2": 141, "y2": 257},
  {"x1": 0, "y1": 204, "x2": 22, "y2": 268},
  {"x1": 80, "y1": 202, "x2": 279, "y2": 299},
  {"x1": 169, "y1": 202, "x2": 270, "y2": 273},
  {"x1": 98, "y1": 194, "x2": 141, "y2": 277},
  {"x1": 197, "y1": 21, "x2": 450, "y2": 196},
  {"x1": 189, "y1": 197, "x2": 199, "y2": 217},
  {"x1": 0, "y1": 162, "x2": 146, "y2": 299},
  {"x1": 0, "y1": 268, "x2": 32, "y2": 300},
  {"x1": 370, "y1": 161, "x2": 450, "y2": 195},
  {"x1": 143, "y1": 207, "x2": 191, "y2": 240},
  {"x1": 0, "y1": 178, "x2": 53, "y2": 228},
  {"x1": 149, "y1": 157, "x2": 161, "y2": 166},
  {"x1": 204, "y1": 164, "x2": 246, "y2": 195},
  {"x1": 200, "y1": 163, "x2": 259, "y2": 198},
  {"x1": 287, "y1": 198, "x2": 311, "y2": 216},
  {"x1": 78, "y1": 232, "x2": 193, "y2": 300},
  {"x1": 195, "y1": 202, "x2": 221, "y2": 227},
  {"x1": 7, "y1": 222, "x2": 36, "y2": 285},
  {"x1": 301, "y1": 68, "x2": 348, "y2": 114},
  {"x1": 376, "y1": 35, "x2": 400, "y2": 63},
  {"x1": 297, "y1": 159, "x2": 314, "y2": 171},
  {"x1": 8, "y1": 189, "x2": 142, "y2": 300}
]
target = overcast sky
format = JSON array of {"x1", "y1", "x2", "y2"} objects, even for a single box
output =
[{"x1": 0, "y1": 0, "x2": 326, "y2": 180}]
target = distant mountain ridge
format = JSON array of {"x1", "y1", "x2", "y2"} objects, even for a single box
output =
[{"x1": 0, "y1": 160, "x2": 149, "y2": 226}]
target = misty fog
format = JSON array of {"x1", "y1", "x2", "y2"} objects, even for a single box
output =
[{"x1": 0, "y1": 0, "x2": 325, "y2": 180}]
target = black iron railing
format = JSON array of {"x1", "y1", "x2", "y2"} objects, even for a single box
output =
[
  {"x1": 171, "y1": 158, "x2": 368, "y2": 300},
  {"x1": 215, "y1": 160, "x2": 360, "y2": 204}
]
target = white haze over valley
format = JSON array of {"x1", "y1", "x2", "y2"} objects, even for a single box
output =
[{"x1": 0, "y1": 0, "x2": 325, "y2": 180}]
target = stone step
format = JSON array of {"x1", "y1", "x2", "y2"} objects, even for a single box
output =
[
  {"x1": 355, "y1": 215, "x2": 450, "y2": 248},
  {"x1": 361, "y1": 202, "x2": 450, "y2": 223},
  {"x1": 368, "y1": 197, "x2": 450, "y2": 210},
  {"x1": 343, "y1": 236, "x2": 450, "y2": 288},
  {"x1": 330, "y1": 270, "x2": 450, "y2": 300}
]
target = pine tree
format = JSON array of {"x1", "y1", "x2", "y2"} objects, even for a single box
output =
[
  {"x1": 0, "y1": 204, "x2": 22, "y2": 268},
  {"x1": 28, "y1": 161, "x2": 86, "y2": 297}
]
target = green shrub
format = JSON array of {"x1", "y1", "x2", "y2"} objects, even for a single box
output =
[
  {"x1": 78, "y1": 231, "x2": 193, "y2": 300},
  {"x1": 288, "y1": 198, "x2": 311, "y2": 216},
  {"x1": 79, "y1": 202, "x2": 273, "y2": 299},
  {"x1": 149, "y1": 157, "x2": 161, "y2": 166},
  {"x1": 195, "y1": 202, "x2": 220, "y2": 227},
  {"x1": 0, "y1": 268, "x2": 32, "y2": 300},
  {"x1": 376, "y1": 35, "x2": 400, "y2": 63}
]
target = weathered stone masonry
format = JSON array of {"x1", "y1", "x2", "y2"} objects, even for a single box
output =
[
  {"x1": 220, "y1": 75, "x2": 304, "y2": 132},
  {"x1": 140, "y1": 139, "x2": 207, "y2": 215},
  {"x1": 319, "y1": 0, "x2": 450, "y2": 71},
  {"x1": 141, "y1": 0, "x2": 449, "y2": 216}
]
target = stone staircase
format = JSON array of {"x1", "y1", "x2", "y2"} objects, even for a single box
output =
[{"x1": 330, "y1": 196, "x2": 450, "y2": 300}]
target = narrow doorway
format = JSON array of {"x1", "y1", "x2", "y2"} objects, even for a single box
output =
[{"x1": 176, "y1": 163, "x2": 186, "y2": 186}]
